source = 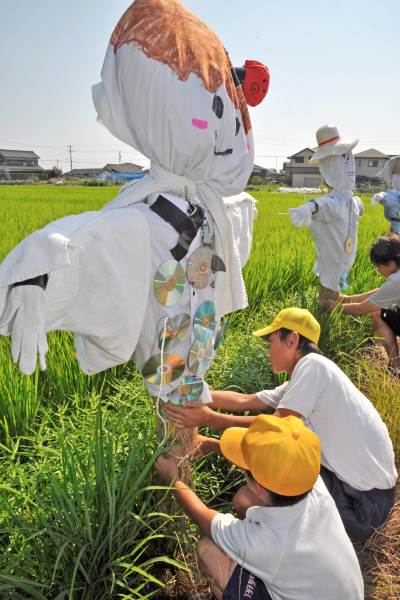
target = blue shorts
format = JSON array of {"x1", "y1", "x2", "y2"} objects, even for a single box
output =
[
  {"x1": 223, "y1": 565, "x2": 272, "y2": 600},
  {"x1": 320, "y1": 465, "x2": 396, "y2": 538}
]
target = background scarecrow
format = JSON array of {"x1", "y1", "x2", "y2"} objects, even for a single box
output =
[
  {"x1": 287, "y1": 124, "x2": 364, "y2": 301},
  {"x1": 371, "y1": 156, "x2": 400, "y2": 235}
]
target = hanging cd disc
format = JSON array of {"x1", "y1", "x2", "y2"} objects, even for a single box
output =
[
  {"x1": 187, "y1": 246, "x2": 214, "y2": 289},
  {"x1": 154, "y1": 260, "x2": 185, "y2": 306},
  {"x1": 345, "y1": 236, "x2": 354, "y2": 254},
  {"x1": 142, "y1": 353, "x2": 184, "y2": 385},
  {"x1": 188, "y1": 339, "x2": 213, "y2": 375},
  {"x1": 169, "y1": 376, "x2": 204, "y2": 405},
  {"x1": 339, "y1": 272, "x2": 351, "y2": 291},
  {"x1": 193, "y1": 300, "x2": 217, "y2": 341},
  {"x1": 214, "y1": 315, "x2": 231, "y2": 351},
  {"x1": 158, "y1": 313, "x2": 190, "y2": 352}
]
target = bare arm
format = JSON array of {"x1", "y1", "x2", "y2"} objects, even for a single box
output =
[
  {"x1": 156, "y1": 454, "x2": 217, "y2": 538},
  {"x1": 339, "y1": 288, "x2": 379, "y2": 304},
  {"x1": 162, "y1": 391, "x2": 267, "y2": 429},
  {"x1": 273, "y1": 407, "x2": 304, "y2": 420},
  {"x1": 162, "y1": 401, "x2": 258, "y2": 429},
  {"x1": 338, "y1": 298, "x2": 381, "y2": 316}
]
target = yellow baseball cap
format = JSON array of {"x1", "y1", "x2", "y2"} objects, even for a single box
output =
[
  {"x1": 220, "y1": 414, "x2": 321, "y2": 496},
  {"x1": 252, "y1": 308, "x2": 320, "y2": 345}
]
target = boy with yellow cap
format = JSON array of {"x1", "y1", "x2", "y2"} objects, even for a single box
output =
[
  {"x1": 156, "y1": 414, "x2": 364, "y2": 600},
  {"x1": 163, "y1": 307, "x2": 397, "y2": 538}
]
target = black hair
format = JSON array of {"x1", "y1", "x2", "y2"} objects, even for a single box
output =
[
  {"x1": 261, "y1": 327, "x2": 322, "y2": 357},
  {"x1": 245, "y1": 470, "x2": 311, "y2": 507},
  {"x1": 370, "y1": 235, "x2": 400, "y2": 268}
]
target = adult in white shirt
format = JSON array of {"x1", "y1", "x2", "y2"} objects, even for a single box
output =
[
  {"x1": 287, "y1": 124, "x2": 364, "y2": 302},
  {"x1": 163, "y1": 307, "x2": 398, "y2": 538},
  {"x1": 156, "y1": 413, "x2": 364, "y2": 600},
  {"x1": 324, "y1": 234, "x2": 400, "y2": 374}
]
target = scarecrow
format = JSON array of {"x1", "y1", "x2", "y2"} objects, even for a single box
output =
[
  {"x1": 371, "y1": 156, "x2": 400, "y2": 235},
  {"x1": 287, "y1": 124, "x2": 364, "y2": 301},
  {"x1": 0, "y1": 0, "x2": 269, "y2": 460}
]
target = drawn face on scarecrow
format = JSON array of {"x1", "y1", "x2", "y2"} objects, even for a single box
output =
[{"x1": 93, "y1": 0, "x2": 254, "y2": 195}]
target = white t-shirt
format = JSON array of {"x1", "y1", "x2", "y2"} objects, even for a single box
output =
[
  {"x1": 211, "y1": 477, "x2": 364, "y2": 600},
  {"x1": 369, "y1": 269, "x2": 400, "y2": 309},
  {"x1": 256, "y1": 354, "x2": 397, "y2": 491}
]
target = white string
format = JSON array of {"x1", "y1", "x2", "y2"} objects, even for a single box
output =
[{"x1": 155, "y1": 315, "x2": 202, "y2": 466}]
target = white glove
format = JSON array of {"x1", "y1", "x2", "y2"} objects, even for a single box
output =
[
  {"x1": 0, "y1": 286, "x2": 48, "y2": 375},
  {"x1": 371, "y1": 192, "x2": 385, "y2": 207},
  {"x1": 287, "y1": 203, "x2": 313, "y2": 229}
]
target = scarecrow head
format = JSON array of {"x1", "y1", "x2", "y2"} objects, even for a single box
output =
[{"x1": 93, "y1": 0, "x2": 269, "y2": 196}]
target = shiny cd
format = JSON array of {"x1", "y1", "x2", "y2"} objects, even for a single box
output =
[
  {"x1": 142, "y1": 353, "x2": 184, "y2": 385},
  {"x1": 169, "y1": 376, "x2": 203, "y2": 405},
  {"x1": 345, "y1": 236, "x2": 354, "y2": 254},
  {"x1": 154, "y1": 260, "x2": 185, "y2": 306},
  {"x1": 339, "y1": 272, "x2": 351, "y2": 291},
  {"x1": 158, "y1": 313, "x2": 190, "y2": 352},
  {"x1": 187, "y1": 246, "x2": 214, "y2": 289},
  {"x1": 214, "y1": 315, "x2": 231, "y2": 351},
  {"x1": 188, "y1": 339, "x2": 213, "y2": 375},
  {"x1": 193, "y1": 301, "x2": 217, "y2": 341}
]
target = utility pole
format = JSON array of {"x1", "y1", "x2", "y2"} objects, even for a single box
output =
[
  {"x1": 68, "y1": 146, "x2": 73, "y2": 171},
  {"x1": 119, "y1": 151, "x2": 121, "y2": 165}
]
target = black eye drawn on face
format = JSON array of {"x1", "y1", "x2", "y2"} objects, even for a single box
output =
[
  {"x1": 235, "y1": 117, "x2": 241, "y2": 136},
  {"x1": 212, "y1": 95, "x2": 224, "y2": 119}
]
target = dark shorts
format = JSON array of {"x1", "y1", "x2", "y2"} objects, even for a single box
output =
[
  {"x1": 320, "y1": 465, "x2": 396, "y2": 539},
  {"x1": 223, "y1": 565, "x2": 272, "y2": 600},
  {"x1": 381, "y1": 306, "x2": 400, "y2": 337}
]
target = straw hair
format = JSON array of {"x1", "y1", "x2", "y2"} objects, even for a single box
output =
[
  {"x1": 220, "y1": 415, "x2": 321, "y2": 496},
  {"x1": 253, "y1": 307, "x2": 320, "y2": 345}
]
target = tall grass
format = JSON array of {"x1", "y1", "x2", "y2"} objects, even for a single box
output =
[
  {"x1": 0, "y1": 186, "x2": 399, "y2": 597},
  {"x1": 0, "y1": 395, "x2": 186, "y2": 599}
]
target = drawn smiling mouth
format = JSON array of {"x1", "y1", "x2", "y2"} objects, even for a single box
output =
[{"x1": 214, "y1": 131, "x2": 233, "y2": 156}]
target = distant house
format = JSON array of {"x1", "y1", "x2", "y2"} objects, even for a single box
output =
[
  {"x1": 64, "y1": 168, "x2": 103, "y2": 179},
  {"x1": 283, "y1": 148, "x2": 323, "y2": 187},
  {"x1": 284, "y1": 146, "x2": 395, "y2": 187},
  {"x1": 63, "y1": 163, "x2": 144, "y2": 180},
  {"x1": 0, "y1": 149, "x2": 44, "y2": 171},
  {"x1": 250, "y1": 164, "x2": 277, "y2": 180},
  {"x1": 99, "y1": 162, "x2": 144, "y2": 180},
  {"x1": 353, "y1": 149, "x2": 389, "y2": 179}
]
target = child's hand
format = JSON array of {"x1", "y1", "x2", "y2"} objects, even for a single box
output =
[
  {"x1": 155, "y1": 453, "x2": 179, "y2": 484},
  {"x1": 162, "y1": 400, "x2": 211, "y2": 428}
]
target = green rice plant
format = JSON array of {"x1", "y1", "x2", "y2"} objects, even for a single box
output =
[
  {"x1": 0, "y1": 339, "x2": 42, "y2": 445},
  {"x1": 0, "y1": 401, "x2": 185, "y2": 600}
]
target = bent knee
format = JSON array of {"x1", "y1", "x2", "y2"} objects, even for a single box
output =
[
  {"x1": 196, "y1": 536, "x2": 214, "y2": 566},
  {"x1": 371, "y1": 310, "x2": 383, "y2": 325}
]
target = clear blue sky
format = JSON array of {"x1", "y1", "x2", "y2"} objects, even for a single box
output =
[{"x1": 0, "y1": 0, "x2": 397, "y2": 173}]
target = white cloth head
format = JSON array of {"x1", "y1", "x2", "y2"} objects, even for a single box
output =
[
  {"x1": 92, "y1": 0, "x2": 254, "y2": 197},
  {"x1": 392, "y1": 174, "x2": 400, "y2": 190},
  {"x1": 318, "y1": 152, "x2": 355, "y2": 199}
]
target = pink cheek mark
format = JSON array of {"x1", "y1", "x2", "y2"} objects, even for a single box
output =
[
  {"x1": 192, "y1": 118, "x2": 208, "y2": 130},
  {"x1": 246, "y1": 144, "x2": 250, "y2": 150}
]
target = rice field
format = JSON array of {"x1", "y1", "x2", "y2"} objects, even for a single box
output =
[{"x1": 0, "y1": 185, "x2": 399, "y2": 598}]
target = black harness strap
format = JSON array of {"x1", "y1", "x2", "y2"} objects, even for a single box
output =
[{"x1": 150, "y1": 195, "x2": 205, "y2": 261}]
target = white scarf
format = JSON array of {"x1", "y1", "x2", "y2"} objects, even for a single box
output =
[{"x1": 102, "y1": 162, "x2": 247, "y2": 320}]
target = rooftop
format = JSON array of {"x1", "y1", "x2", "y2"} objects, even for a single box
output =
[{"x1": 0, "y1": 149, "x2": 40, "y2": 159}]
